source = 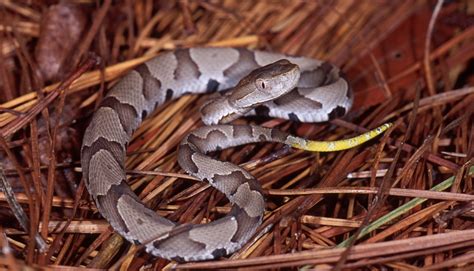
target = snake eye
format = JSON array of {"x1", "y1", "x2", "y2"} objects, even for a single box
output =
[{"x1": 256, "y1": 79, "x2": 267, "y2": 90}]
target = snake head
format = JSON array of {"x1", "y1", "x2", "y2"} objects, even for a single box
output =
[{"x1": 229, "y1": 59, "x2": 301, "y2": 108}]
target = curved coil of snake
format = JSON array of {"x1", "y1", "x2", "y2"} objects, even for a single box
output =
[{"x1": 81, "y1": 47, "x2": 391, "y2": 261}]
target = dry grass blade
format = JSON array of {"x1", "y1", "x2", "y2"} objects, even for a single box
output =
[
  {"x1": 177, "y1": 229, "x2": 474, "y2": 269},
  {"x1": 0, "y1": 164, "x2": 46, "y2": 251},
  {"x1": 0, "y1": 56, "x2": 98, "y2": 137},
  {"x1": 423, "y1": 0, "x2": 444, "y2": 96},
  {"x1": 266, "y1": 186, "x2": 474, "y2": 201}
]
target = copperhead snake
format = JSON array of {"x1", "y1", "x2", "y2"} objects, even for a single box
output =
[{"x1": 81, "y1": 47, "x2": 390, "y2": 261}]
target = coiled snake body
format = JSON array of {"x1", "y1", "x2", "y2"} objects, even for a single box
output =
[{"x1": 81, "y1": 47, "x2": 390, "y2": 261}]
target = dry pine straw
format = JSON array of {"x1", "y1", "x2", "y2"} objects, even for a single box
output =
[{"x1": 0, "y1": 1, "x2": 473, "y2": 270}]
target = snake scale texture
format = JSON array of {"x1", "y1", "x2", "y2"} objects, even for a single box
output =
[{"x1": 81, "y1": 47, "x2": 390, "y2": 261}]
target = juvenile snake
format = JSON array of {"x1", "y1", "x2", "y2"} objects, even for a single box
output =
[{"x1": 81, "y1": 47, "x2": 390, "y2": 261}]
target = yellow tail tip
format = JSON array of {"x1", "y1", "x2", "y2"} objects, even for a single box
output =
[{"x1": 289, "y1": 123, "x2": 392, "y2": 152}]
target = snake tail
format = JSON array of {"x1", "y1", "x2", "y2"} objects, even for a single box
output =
[{"x1": 287, "y1": 123, "x2": 392, "y2": 152}]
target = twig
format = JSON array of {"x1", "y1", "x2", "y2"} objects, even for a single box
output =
[
  {"x1": 0, "y1": 164, "x2": 47, "y2": 251},
  {"x1": 0, "y1": 56, "x2": 99, "y2": 137},
  {"x1": 423, "y1": 0, "x2": 444, "y2": 96}
]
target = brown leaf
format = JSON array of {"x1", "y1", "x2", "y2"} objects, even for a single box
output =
[{"x1": 34, "y1": 3, "x2": 86, "y2": 81}]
